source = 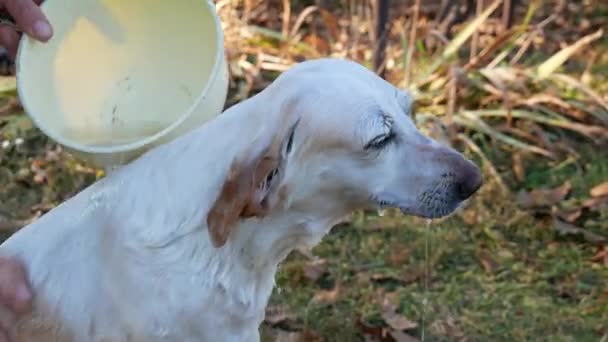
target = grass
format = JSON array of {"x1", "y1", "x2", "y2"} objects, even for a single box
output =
[
  {"x1": 261, "y1": 144, "x2": 608, "y2": 341},
  {"x1": 1, "y1": 0, "x2": 608, "y2": 340}
]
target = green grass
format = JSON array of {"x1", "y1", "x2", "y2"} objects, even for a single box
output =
[
  {"x1": 267, "y1": 212, "x2": 607, "y2": 341},
  {"x1": 262, "y1": 143, "x2": 608, "y2": 341}
]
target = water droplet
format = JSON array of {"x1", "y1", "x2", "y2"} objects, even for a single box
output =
[
  {"x1": 89, "y1": 191, "x2": 105, "y2": 207},
  {"x1": 421, "y1": 219, "x2": 433, "y2": 342},
  {"x1": 153, "y1": 325, "x2": 170, "y2": 338}
]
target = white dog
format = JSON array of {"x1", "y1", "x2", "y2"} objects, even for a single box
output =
[{"x1": 0, "y1": 58, "x2": 481, "y2": 341}]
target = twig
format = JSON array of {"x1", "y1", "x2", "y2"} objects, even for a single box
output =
[
  {"x1": 470, "y1": 0, "x2": 484, "y2": 61},
  {"x1": 446, "y1": 65, "x2": 458, "y2": 140},
  {"x1": 501, "y1": 0, "x2": 514, "y2": 30},
  {"x1": 289, "y1": 6, "x2": 319, "y2": 39},
  {"x1": 281, "y1": 0, "x2": 291, "y2": 38},
  {"x1": 464, "y1": 28, "x2": 517, "y2": 71},
  {"x1": 404, "y1": 0, "x2": 419, "y2": 86},
  {"x1": 372, "y1": 0, "x2": 390, "y2": 77},
  {"x1": 550, "y1": 73, "x2": 608, "y2": 114}
]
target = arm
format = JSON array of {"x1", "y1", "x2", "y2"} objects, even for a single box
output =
[{"x1": 0, "y1": 1, "x2": 53, "y2": 340}]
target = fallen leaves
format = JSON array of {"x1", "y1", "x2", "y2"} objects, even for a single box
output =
[
  {"x1": 273, "y1": 329, "x2": 324, "y2": 342},
  {"x1": 388, "y1": 244, "x2": 411, "y2": 266},
  {"x1": 590, "y1": 246, "x2": 608, "y2": 265},
  {"x1": 585, "y1": 181, "x2": 608, "y2": 213},
  {"x1": 516, "y1": 182, "x2": 571, "y2": 210},
  {"x1": 590, "y1": 182, "x2": 608, "y2": 198},
  {"x1": 553, "y1": 218, "x2": 607, "y2": 246},
  {"x1": 265, "y1": 304, "x2": 297, "y2": 326},
  {"x1": 388, "y1": 330, "x2": 420, "y2": 342},
  {"x1": 302, "y1": 259, "x2": 328, "y2": 282},
  {"x1": 515, "y1": 180, "x2": 607, "y2": 248},
  {"x1": 381, "y1": 300, "x2": 418, "y2": 331},
  {"x1": 357, "y1": 318, "x2": 420, "y2": 342},
  {"x1": 311, "y1": 284, "x2": 341, "y2": 305},
  {"x1": 582, "y1": 196, "x2": 608, "y2": 212},
  {"x1": 476, "y1": 249, "x2": 501, "y2": 274}
]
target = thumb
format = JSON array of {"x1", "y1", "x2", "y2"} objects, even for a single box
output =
[{"x1": 2, "y1": 0, "x2": 52, "y2": 42}]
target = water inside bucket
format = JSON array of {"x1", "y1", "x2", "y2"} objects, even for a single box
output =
[{"x1": 61, "y1": 120, "x2": 166, "y2": 147}]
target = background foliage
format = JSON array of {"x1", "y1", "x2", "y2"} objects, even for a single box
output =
[{"x1": 1, "y1": 0, "x2": 607, "y2": 340}]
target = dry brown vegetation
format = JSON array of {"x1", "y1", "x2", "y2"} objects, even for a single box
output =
[{"x1": 0, "y1": 0, "x2": 607, "y2": 341}]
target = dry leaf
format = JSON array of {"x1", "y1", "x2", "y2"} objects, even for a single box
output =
[
  {"x1": 356, "y1": 317, "x2": 394, "y2": 342},
  {"x1": 554, "y1": 207, "x2": 582, "y2": 223},
  {"x1": 537, "y1": 29, "x2": 604, "y2": 79},
  {"x1": 590, "y1": 182, "x2": 608, "y2": 198},
  {"x1": 389, "y1": 330, "x2": 420, "y2": 342},
  {"x1": 401, "y1": 267, "x2": 426, "y2": 284},
  {"x1": 274, "y1": 329, "x2": 323, "y2": 342},
  {"x1": 553, "y1": 218, "x2": 607, "y2": 245},
  {"x1": 274, "y1": 331, "x2": 301, "y2": 342},
  {"x1": 318, "y1": 9, "x2": 339, "y2": 41},
  {"x1": 389, "y1": 244, "x2": 411, "y2": 266},
  {"x1": 429, "y1": 316, "x2": 465, "y2": 340},
  {"x1": 381, "y1": 300, "x2": 418, "y2": 331},
  {"x1": 303, "y1": 34, "x2": 330, "y2": 55},
  {"x1": 312, "y1": 285, "x2": 340, "y2": 305},
  {"x1": 477, "y1": 249, "x2": 500, "y2": 273},
  {"x1": 382, "y1": 312, "x2": 418, "y2": 332},
  {"x1": 264, "y1": 304, "x2": 296, "y2": 326},
  {"x1": 582, "y1": 196, "x2": 608, "y2": 211},
  {"x1": 303, "y1": 259, "x2": 328, "y2": 282},
  {"x1": 512, "y1": 151, "x2": 525, "y2": 182},
  {"x1": 298, "y1": 330, "x2": 324, "y2": 342},
  {"x1": 590, "y1": 247, "x2": 608, "y2": 265},
  {"x1": 517, "y1": 182, "x2": 571, "y2": 209}
]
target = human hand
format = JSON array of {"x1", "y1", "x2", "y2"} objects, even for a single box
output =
[
  {"x1": 0, "y1": 256, "x2": 32, "y2": 342},
  {"x1": 0, "y1": 0, "x2": 52, "y2": 59}
]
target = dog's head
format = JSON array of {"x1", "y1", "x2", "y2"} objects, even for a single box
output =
[{"x1": 207, "y1": 59, "x2": 482, "y2": 248}]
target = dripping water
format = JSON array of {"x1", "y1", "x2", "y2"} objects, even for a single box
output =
[{"x1": 421, "y1": 218, "x2": 432, "y2": 341}]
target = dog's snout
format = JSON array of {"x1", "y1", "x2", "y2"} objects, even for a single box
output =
[
  {"x1": 436, "y1": 148, "x2": 483, "y2": 200},
  {"x1": 453, "y1": 157, "x2": 483, "y2": 199}
]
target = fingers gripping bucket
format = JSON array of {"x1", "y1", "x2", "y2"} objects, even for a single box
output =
[{"x1": 15, "y1": 0, "x2": 229, "y2": 169}]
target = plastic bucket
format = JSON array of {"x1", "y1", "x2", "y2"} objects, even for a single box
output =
[{"x1": 16, "y1": 0, "x2": 229, "y2": 169}]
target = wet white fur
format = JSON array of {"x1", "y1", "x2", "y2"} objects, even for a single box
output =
[{"x1": 0, "y1": 58, "x2": 475, "y2": 341}]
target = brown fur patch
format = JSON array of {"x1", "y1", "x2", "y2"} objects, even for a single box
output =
[
  {"x1": 206, "y1": 158, "x2": 256, "y2": 248},
  {"x1": 206, "y1": 114, "x2": 301, "y2": 248},
  {"x1": 206, "y1": 144, "x2": 282, "y2": 248}
]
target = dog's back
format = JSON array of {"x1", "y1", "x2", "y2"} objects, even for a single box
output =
[{"x1": 0, "y1": 102, "x2": 269, "y2": 341}]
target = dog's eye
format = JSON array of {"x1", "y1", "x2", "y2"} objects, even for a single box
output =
[
  {"x1": 365, "y1": 132, "x2": 395, "y2": 150},
  {"x1": 286, "y1": 128, "x2": 295, "y2": 154},
  {"x1": 260, "y1": 168, "x2": 279, "y2": 191}
]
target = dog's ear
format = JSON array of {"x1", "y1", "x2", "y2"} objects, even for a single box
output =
[{"x1": 206, "y1": 120, "x2": 300, "y2": 248}]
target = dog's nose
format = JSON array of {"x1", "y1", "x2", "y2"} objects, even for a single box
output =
[{"x1": 455, "y1": 160, "x2": 483, "y2": 200}]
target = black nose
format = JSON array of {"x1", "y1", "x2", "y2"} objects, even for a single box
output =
[{"x1": 455, "y1": 160, "x2": 483, "y2": 200}]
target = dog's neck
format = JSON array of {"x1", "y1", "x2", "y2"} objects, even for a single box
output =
[
  {"x1": 205, "y1": 207, "x2": 344, "y2": 318},
  {"x1": 105, "y1": 94, "x2": 345, "y2": 321}
]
